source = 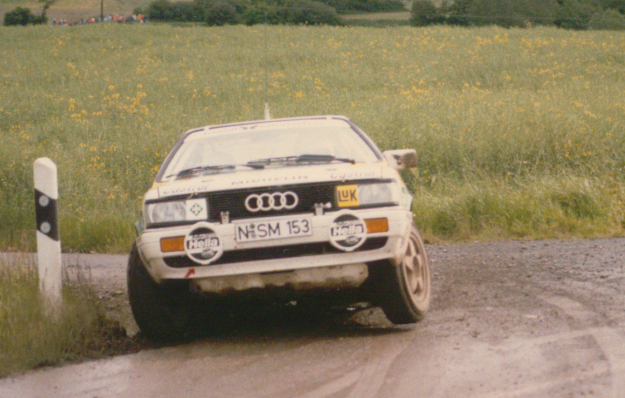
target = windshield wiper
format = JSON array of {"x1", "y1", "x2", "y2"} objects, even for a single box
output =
[
  {"x1": 166, "y1": 163, "x2": 264, "y2": 179},
  {"x1": 166, "y1": 165, "x2": 235, "y2": 179},
  {"x1": 246, "y1": 154, "x2": 355, "y2": 168},
  {"x1": 245, "y1": 157, "x2": 296, "y2": 168},
  {"x1": 296, "y1": 154, "x2": 355, "y2": 164}
]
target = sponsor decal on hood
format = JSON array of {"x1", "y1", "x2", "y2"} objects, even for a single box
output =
[{"x1": 157, "y1": 163, "x2": 384, "y2": 198}]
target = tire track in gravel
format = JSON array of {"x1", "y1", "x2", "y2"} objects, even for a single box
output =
[{"x1": 540, "y1": 295, "x2": 625, "y2": 398}]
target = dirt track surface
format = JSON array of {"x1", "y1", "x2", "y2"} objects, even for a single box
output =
[{"x1": 1, "y1": 238, "x2": 625, "y2": 397}]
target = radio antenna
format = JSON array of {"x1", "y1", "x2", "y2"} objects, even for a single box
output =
[{"x1": 263, "y1": 22, "x2": 271, "y2": 120}]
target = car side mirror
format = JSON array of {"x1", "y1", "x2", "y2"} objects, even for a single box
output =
[{"x1": 383, "y1": 149, "x2": 417, "y2": 170}]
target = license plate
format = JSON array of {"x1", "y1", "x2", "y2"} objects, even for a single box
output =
[{"x1": 235, "y1": 217, "x2": 312, "y2": 243}]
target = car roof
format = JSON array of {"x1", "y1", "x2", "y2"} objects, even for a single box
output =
[{"x1": 181, "y1": 115, "x2": 354, "y2": 138}]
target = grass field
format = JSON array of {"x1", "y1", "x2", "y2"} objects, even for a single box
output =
[
  {"x1": 0, "y1": 255, "x2": 132, "y2": 377},
  {"x1": 1, "y1": 23, "x2": 624, "y2": 253}
]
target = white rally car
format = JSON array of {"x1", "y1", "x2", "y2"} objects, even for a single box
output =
[{"x1": 129, "y1": 115, "x2": 430, "y2": 339}]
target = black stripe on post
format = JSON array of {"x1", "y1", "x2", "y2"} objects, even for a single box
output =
[{"x1": 35, "y1": 189, "x2": 59, "y2": 242}]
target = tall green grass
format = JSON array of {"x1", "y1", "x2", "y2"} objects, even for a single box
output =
[
  {"x1": 1, "y1": 24, "x2": 624, "y2": 251},
  {"x1": 410, "y1": 175, "x2": 624, "y2": 242},
  {"x1": 0, "y1": 255, "x2": 128, "y2": 377}
]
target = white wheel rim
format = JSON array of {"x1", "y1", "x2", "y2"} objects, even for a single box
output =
[{"x1": 403, "y1": 232, "x2": 427, "y2": 300}]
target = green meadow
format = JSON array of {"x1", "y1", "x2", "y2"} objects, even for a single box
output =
[
  {"x1": 0, "y1": 254, "x2": 132, "y2": 377},
  {"x1": 1, "y1": 24, "x2": 624, "y2": 252}
]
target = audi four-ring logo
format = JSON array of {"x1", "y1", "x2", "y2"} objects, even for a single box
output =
[{"x1": 245, "y1": 191, "x2": 299, "y2": 212}]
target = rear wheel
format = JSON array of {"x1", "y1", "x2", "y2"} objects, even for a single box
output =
[
  {"x1": 377, "y1": 223, "x2": 431, "y2": 324},
  {"x1": 127, "y1": 243, "x2": 193, "y2": 341}
]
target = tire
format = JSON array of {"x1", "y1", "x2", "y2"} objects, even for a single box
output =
[
  {"x1": 127, "y1": 243, "x2": 193, "y2": 341},
  {"x1": 377, "y1": 223, "x2": 431, "y2": 324}
]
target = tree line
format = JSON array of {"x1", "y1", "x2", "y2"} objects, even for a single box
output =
[
  {"x1": 411, "y1": 0, "x2": 625, "y2": 30},
  {"x1": 4, "y1": 0, "x2": 55, "y2": 26},
  {"x1": 5, "y1": 0, "x2": 625, "y2": 29},
  {"x1": 141, "y1": 0, "x2": 625, "y2": 28},
  {"x1": 140, "y1": 0, "x2": 405, "y2": 26}
]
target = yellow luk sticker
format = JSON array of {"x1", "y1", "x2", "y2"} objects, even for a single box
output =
[{"x1": 336, "y1": 185, "x2": 359, "y2": 207}]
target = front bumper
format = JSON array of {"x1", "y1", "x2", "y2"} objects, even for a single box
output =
[{"x1": 136, "y1": 207, "x2": 413, "y2": 293}]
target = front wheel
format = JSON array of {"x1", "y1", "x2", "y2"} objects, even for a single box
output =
[
  {"x1": 377, "y1": 223, "x2": 431, "y2": 324},
  {"x1": 127, "y1": 243, "x2": 193, "y2": 341}
]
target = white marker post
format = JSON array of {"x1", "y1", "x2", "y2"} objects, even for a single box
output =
[{"x1": 34, "y1": 158, "x2": 62, "y2": 313}]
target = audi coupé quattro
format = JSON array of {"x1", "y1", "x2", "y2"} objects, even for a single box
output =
[{"x1": 129, "y1": 116, "x2": 431, "y2": 339}]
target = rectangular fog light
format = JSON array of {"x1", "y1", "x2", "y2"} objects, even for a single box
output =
[
  {"x1": 365, "y1": 218, "x2": 389, "y2": 233},
  {"x1": 160, "y1": 236, "x2": 185, "y2": 253}
]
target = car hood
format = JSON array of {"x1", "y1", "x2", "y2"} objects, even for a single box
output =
[{"x1": 149, "y1": 163, "x2": 389, "y2": 200}]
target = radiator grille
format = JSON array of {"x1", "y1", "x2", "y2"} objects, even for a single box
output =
[{"x1": 206, "y1": 183, "x2": 336, "y2": 221}]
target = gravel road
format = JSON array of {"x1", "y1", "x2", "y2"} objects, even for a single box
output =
[{"x1": 1, "y1": 237, "x2": 624, "y2": 397}]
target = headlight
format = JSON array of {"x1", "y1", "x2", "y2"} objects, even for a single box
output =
[
  {"x1": 358, "y1": 183, "x2": 399, "y2": 205},
  {"x1": 336, "y1": 182, "x2": 399, "y2": 208},
  {"x1": 146, "y1": 201, "x2": 186, "y2": 224},
  {"x1": 144, "y1": 198, "x2": 210, "y2": 227}
]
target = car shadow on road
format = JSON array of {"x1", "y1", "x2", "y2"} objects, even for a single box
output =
[{"x1": 139, "y1": 299, "x2": 415, "y2": 348}]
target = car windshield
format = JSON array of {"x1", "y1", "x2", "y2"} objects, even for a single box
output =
[{"x1": 159, "y1": 120, "x2": 381, "y2": 181}]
